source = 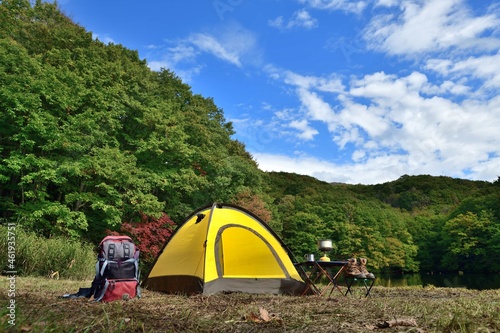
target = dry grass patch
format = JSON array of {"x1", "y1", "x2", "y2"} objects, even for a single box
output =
[{"x1": 1, "y1": 277, "x2": 499, "y2": 332}]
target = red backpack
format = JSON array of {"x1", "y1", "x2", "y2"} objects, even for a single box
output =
[{"x1": 92, "y1": 235, "x2": 141, "y2": 302}]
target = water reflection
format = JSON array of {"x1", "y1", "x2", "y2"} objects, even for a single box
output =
[{"x1": 374, "y1": 272, "x2": 500, "y2": 290}]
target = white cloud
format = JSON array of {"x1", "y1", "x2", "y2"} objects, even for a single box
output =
[
  {"x1": 189, "y1": 33, "x2": 243, "y2": 67},
  {"x1": 420, "y1": 79, "x2": 471, "y2": 96},
  {"x1": 289, "y1": 119, "x2": 319, "y2": 140},
  {"x1": 252, "y1": 152, "x2": 410, "y2": 184},
  {"x1": 146, "y1": 43, "x2": 204, "y2": 81},
  {"x1": 185, "y1": 23, "x2": 262, "y2": 68},
  {"x1": 269, "y1": 9, "x2": 318, "y2": 30},
  {"x1": 269, "y1": 70, "x2": 345, "y2": 133},
  {"x1": 268, "y1": 16, "x2": 285, "y2": 29},
  {"x1": 364, "y1": 0, "x2": 500, "y2": 55},
  {"x1": 234, "y1": 0, "x2": 500, "y2": 185},
  {"x1": 297, "y1": 88, "x2": 338, "y2": 124},
  {"x1": 145, "y1": 23, "x2": 261, "y2": 80},
  {"x1": 281, "y1": 70, "x2": 345, "y2": 95},
  {"x1": 267, "y1": 64, "x2": 500, "y2": 183},
  {"x1": 470, "y1": 156, "x2": 500, "y2": 182},
  {"x1": 147, "y1": 44, "x2": 199, "y2": 71},
  {"x1": 299, "y1": 0, "x2": 368, "y2": 15},
  {"x1": 166, "y1": 44, "x2": 198, "y2": 64},
  {"x1": 336, "y1": 98, "x2": 390, "y2": 138},
  {"x1": 92, "y1": 33, "x2": 115, "y2": 45},
  {"x1": 374, "y1": 0, "x2": 398, "y2": 7},
  {"x1": 426, "y1": 52, "x2": 500, "y2": 89},
  {"x1": 352, "y1": 149, "x2": 366, "y2": 161}
]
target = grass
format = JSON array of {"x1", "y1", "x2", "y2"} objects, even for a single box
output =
[
  {"x1": 1, "y1": 277, "x2": 499, "y2": 332},
  {"x1": 0, "y1": 226, "x2": 96, "y2": 280}
]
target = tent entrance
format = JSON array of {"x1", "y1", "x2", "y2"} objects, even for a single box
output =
[{"x1": 214, "y1": 225, "x2": 290, "y2": 279}]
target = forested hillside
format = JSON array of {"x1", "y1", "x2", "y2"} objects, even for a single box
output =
[
  {"x1": 1, "y1": 1, "x2": 499, "y2": 273},
  {"x1": 265, "y1": 172, "x2": 500, "y2": 273}
]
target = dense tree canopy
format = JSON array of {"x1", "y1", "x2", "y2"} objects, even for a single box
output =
[
  {"x1": 0, "y1": 0, "x2": 262, "y2": 241},
  {"x1": 1, "y1": 0, "x2": 499, "y2": 273}
]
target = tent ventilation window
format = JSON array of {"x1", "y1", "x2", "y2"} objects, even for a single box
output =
[{"x1": 196, "y1": 214, "x2": 205, "y2": 223}]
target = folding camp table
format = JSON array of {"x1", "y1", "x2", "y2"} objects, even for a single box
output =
[{"x1": 295, "y1": 260, "x2": 348, "y2": 296}]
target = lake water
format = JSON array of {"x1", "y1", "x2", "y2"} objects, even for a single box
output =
[{"x1": 373, "y1": 272, "x2": 500, "y2": 290}]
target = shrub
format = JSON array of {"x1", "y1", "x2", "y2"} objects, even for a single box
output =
[{"x1": 108, "y1": 212, "x2": 175, "y2": 270}]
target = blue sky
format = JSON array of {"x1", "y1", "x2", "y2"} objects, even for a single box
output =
[{"x1": 57, "y1": 0, "x2": 500, "y2": 184}]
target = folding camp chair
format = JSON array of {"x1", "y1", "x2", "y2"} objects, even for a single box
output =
[{"x1": 344, "y1": 275, "x2": 375, "y2": 298}]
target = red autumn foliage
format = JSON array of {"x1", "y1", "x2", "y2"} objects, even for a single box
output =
[
  {"x1": 233, "y1": 189, "x2": 272, "y2": 223},
  {"x1": 108, "y1": 213, "x2": 176, "y2": 264}
]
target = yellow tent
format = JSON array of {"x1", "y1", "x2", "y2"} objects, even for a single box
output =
[{"x1": 143, "y1": 203, "x2": 309, "y2": 295}]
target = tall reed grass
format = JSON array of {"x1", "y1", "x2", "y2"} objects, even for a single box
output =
[{"x1": 0, "y1": 225, "x2": 96, "y2": 280}]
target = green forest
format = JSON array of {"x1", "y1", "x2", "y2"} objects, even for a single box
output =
[{"x1": 1, "y1": 0, "x2": 499, "y2": 274}]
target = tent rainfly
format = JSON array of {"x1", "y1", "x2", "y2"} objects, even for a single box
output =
[{"x1": 143, "y1": 203, "x2": 310, "y2": 295}]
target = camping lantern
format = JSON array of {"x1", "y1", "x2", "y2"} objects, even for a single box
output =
[{"x1": 317, "y1": 239, "x2": 332, "y2": 261}]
